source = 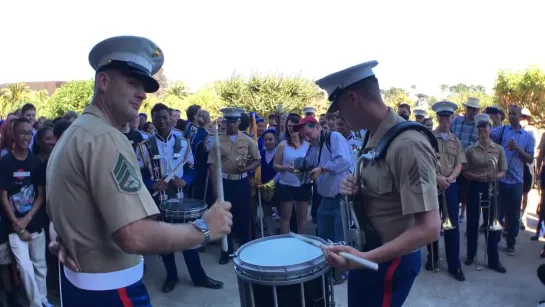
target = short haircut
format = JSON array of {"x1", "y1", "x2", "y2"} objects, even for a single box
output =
[
  {"x1": 151, "y1": 103, "x2": 170, "y2": 115},
  {"x1": 12, "y1": 118, "x2": 31, "y2": 131},
  {"x1": 340, "y1": 76, "x2": 382, "y2": 103},
  {"x1": 63, "y1": 110, "x2": 78, "y2": 120},
  {"x1": 186, "y1": 105, "x2": 201, "y2": 122},
  {"x1": 398, "y1": 103, "x2": 411, "y2": 112},
  {"x1": 239, "y1": 113, "x2": 250, "y2": 131},
  {"x1": 53, "y1": 119, "x2": 72, "y2": 138},
  {"x1": 21, "y1": 103, "x2": 36, "y2": 115}
]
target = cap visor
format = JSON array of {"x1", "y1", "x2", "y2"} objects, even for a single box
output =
[
  {"x1": 327, "y1": 101, "x2": 339, "y2": 113},
  {"x1": 292, "y1": 123, "x2": 306, "y2": 132},
  {"x1": 130, "y1": 70, "x2": 160, "y2": 93}
]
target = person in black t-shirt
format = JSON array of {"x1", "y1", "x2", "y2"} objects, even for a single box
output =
[
  {"x1": 0, "y1": 118, "x2": 51, "y2": 307},
  {"x1": 122, "y1": 115, "x2": 145, "y2": 151}
]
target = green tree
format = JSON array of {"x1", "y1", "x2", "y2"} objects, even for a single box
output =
[
  {"x1": 47, "y1": 80, "x2": 94, "y2": 118},
  {"x1": 0, "y1": 82, "x2": 31, "y2": 114},
  {"x1": 445, "y1": 83, "x2": 493, "y2": 111},
  {"x1": 494, "y1": 66, "x2": 545, "y2": 126},
  {"x1": 381, "y1": 87, "x2": 414, "y2": 109},
  {"x1": 212, "y1": 73, "x2": 326, "y2": 118}
]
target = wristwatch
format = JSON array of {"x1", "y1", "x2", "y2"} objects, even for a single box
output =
[{"x1": 192, "y1": 219, "x2": 210, "y2": 247}]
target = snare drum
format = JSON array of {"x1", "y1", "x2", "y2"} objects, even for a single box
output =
[
  {"x1": 234, "y1": 234, "x2": 333, "y2": 307},
  {"x1": 159, "y1": 198, "x2": 207, "y2": 224}
]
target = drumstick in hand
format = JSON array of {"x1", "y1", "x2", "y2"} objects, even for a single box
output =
[
  {"x1": 289, "y1": 232, "x2": 379, "y2": 271},
  {"x1": 214, "y1": 126, "x2": 229, "y2": 253}
]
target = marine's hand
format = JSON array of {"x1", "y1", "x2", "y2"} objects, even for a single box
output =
[
  {"x1": 340, "y1": 175, "x2": 359, "y2": 196},
  {"x1": 173, "y1": 177, "x2": 186, "y2": 189},
  {"x1": 436, "y1": 175, "x2": 450, "y2": 190},
  {"x1": 320, "y1": 245, "x2": 367, "y2": 272},
  {"x1": 48, "y1": 238, "x2": 80, "y2": 272},
  {"x1": 202, "y1": 201, "x2": 233, "y2": 242}
]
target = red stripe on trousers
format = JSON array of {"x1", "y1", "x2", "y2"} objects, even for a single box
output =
[
  {"x1": 117, "y1": 287, "x2": 133, "y2": 307},
  {"x1": 382, "y1": 257, "x2": 401, "y2": 307},
  {"x1": 248, "y1": 177, "x2": 253, "y2": 240}
]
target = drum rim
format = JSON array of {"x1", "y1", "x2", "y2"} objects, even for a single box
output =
[
  {"x1": 159, "y1": 198, "x2": 207, "y2": 218},
  {"x1": 233, "y1": 234, "x2": 329, "y2": 284}
]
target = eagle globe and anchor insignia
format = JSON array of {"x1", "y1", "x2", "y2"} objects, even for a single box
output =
[{"x1": 112, "y1": 153, "x2": 142, "y2": 193}]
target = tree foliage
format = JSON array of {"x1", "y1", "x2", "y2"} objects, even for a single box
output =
[
  {"x1": 2, "y1": 65, "x2": 544, "y2": 129},
  {"x1": 494, "y1": 66, "x2": 545, "y2": 125},
  {"x1": 211, "y1": 73, "x2": 328, "y2": 117},
  {"x1": 381, "y1": 87, "x2": 414, "y2": 110},
  {"x1": 47, "y1": 80, "x2": 94, "y2": 118}
]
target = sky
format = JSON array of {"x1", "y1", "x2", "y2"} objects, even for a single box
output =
[{"x1": 1, "y1": 0, "x2": 543, "y2": 97}]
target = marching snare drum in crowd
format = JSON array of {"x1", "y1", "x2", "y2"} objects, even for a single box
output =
[
  {"x1": 234, "y1": 234, "x2": 334, "y2": 307},
  {"x1": 159, "y1": 198, "x2": 208, "y2": 224}
]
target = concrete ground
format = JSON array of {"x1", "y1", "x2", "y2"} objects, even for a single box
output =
[{"x1": 50, "y1": 189, "x2": 545, "y2": 306}]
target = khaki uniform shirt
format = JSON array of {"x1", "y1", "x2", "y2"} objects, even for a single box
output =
[
  {"x1": 358, "y1": 109, "x2": 439, "y2": 244},
  {"x1": 433, "y1": 130, "x2": 466, "y2": 177},
  {"x1": 207, "y1": 131, "x2": 260, "y2": 174},
  {"x1": 46, "y1": 105, "x2": 159, "y2": 273},
  {"x1": 464, "y1": 141, "x2": 508, "y2": 176}
]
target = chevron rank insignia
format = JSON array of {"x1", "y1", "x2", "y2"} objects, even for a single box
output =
[{"x1": 112, "y1": 153, "x2": 142, "y2": 193}]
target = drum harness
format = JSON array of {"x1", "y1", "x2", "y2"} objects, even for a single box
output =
[
  {"x1": 342, "y1": 121, "x2": 439, "y2": 252},
  {"x1": 141, "y1": 133, "x2": 192, "y2": 200}
]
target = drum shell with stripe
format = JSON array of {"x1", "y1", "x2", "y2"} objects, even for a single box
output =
[
  {"x1": 159, "y1": 198, "x2": 207, "y2": 223},
  {"x1": 234, "y1": 234, "x2": 333, "y2": 307}
]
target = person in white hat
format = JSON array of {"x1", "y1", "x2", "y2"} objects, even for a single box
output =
[
  {"x1": 519, "y1": 107, "x2": 538, "y2": 230},
  {"x1": 450, "y1": 97, "x2": 480, "y2": 224},
  {"x1": 425, "y1": 101, "x2": 467, "y2": 281},
  {"x1": 46, "y1": 36, "x2": 233, "y2": 306},
  {"x1": 490, "y1": 105, "x2": 535, "y2": 255},
  {"x1": 413, "y1": 108, "x2": 428, "y2": 123},
  {"x1": 316, "y1": 60, "x2": 440, "y2": 307},
  {"x1": 303, "y1": 106, "x2": 317, "y2": 118}
]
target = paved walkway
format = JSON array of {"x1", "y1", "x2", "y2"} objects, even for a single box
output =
[
  {"x1": 46, "y1": 189, "x2": 544, "y2": 306},
  {"x1": 142, "y1": 189, "x2": 545, "y2": 306}
]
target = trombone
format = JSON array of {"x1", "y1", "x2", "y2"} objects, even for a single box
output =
[
  {"x1": 429, "y1": 162, "x2": 456, "y2": 272},
  {"x1": 340, "y1": 152, "x2": 366, "y2": 251},
  {"x1": 476, "y1": 157, "x2": 502, "y2": 270}
]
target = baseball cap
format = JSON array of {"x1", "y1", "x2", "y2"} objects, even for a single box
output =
[{"x1": 292, "y1": 116, "x2": 319, "y2": 132}]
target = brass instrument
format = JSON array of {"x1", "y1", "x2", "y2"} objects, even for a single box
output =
[
  {"x1": 428, "y1": 161, "x2": 456, "y2": 272},
  {"x1": 437, "y1": 162, "x2": 456, "y2": 232},
  {"x1": 152, "y1": 155, "x2": 171, "y2": 201},
  {"x1": 260, "y1": 180, "x2": 276, "y2": 202},
  {"x1": 340, "y1": 153, "x2": 366, "y2": 251},
  {"x1": 476, "y1": 157, "x2": 502, "y2": 271}
]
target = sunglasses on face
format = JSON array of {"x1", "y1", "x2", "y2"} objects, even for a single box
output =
[
  {"x1": 467, "y1": 107, "x2": 479, "y2": 111},
  {"x1": 477, "y1": 124, "x2": 488, "y2": 129}
]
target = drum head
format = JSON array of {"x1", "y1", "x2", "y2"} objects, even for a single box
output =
[
  {"x1": 239, "y1": 237, "x2": 322, "y2": 267},
  {"x1": 234, "y1": 234, "x2": 329, "y2": 285}
]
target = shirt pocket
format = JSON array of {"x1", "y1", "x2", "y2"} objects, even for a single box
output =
[{"x1": 362, "y1": 161, "x2": 393, "y2": 195}]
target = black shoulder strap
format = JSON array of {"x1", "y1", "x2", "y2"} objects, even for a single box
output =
[
  {"x1": 149, "y1": 135, "x2": 159, "y2": 157},
  {"x1": 173, "y1": 134, "x2": 182, "y2": 155},
  {"x1": 369, "y1": 121, "x2": 439, "y2": 162},
  {"x1": 495, "y1": 125, "x2": 506, "y2": 145}
]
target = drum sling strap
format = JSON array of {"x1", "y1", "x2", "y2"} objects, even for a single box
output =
[{"x1": 354, "y1": 121, "x2": 440, "y2": 252}]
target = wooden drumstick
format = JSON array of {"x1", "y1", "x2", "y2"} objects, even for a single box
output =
[
  {"x1": 214, "y1": 126, "x2": 229, "y2": 253},
  {"x1": 289, "y1": 232, "x2": 379, "y2": 271}
]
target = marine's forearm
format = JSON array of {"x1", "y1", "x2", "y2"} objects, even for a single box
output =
[{"x1": 117, "y1": 218, "x2": 204, "y2": 255}]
